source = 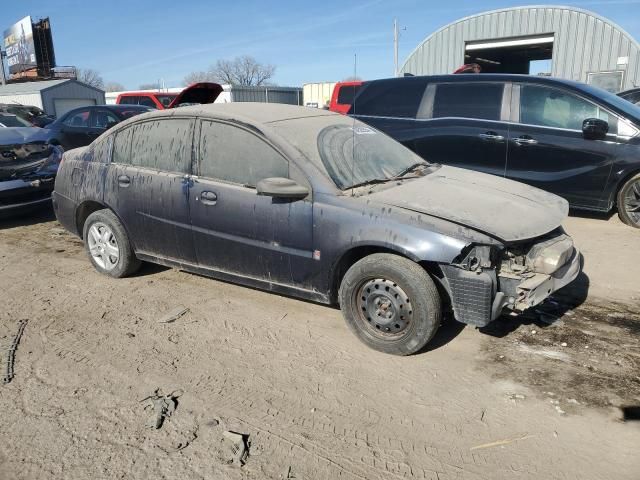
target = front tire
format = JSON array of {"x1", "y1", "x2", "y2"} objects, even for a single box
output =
[
  {"x1": 83, "y1": 209, "x2": 141, "y2": 278},
  {"x1": 338, "y1": 253, "x2": 442, "y2": 355},
  {"x1": 617, "y1": 173, "x2": 640, "y2": 228}
]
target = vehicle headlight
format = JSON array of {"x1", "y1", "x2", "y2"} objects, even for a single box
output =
[{"x1": 526, "y1": 235, "x2": 574, "y2": 275}]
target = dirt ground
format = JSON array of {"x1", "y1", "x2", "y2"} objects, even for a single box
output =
[{"x1": 0, "y1": 209, "x2": 639, "y2": 480}]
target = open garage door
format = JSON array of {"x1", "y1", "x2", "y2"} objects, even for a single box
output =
[
  {"x1": 465, "y1": 34, "x2": 553, "y2": 74},
  {"x1": 54, "y1": 98, "x2": 97, "y2": 117}
]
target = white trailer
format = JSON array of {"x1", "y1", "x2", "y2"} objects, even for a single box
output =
[{"x1": 303, "y1": 82, "x2": 336, "y2": 109}]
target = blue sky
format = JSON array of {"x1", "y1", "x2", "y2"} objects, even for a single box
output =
[{"x1": 3, "y1": 0, "x2": 640, "y2": 88}]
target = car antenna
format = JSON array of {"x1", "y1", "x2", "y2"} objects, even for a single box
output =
[{"x1": 351, "y1": 53, "x2": 357, "y2": 197}]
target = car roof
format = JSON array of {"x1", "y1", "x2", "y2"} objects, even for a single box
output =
[{"x1": 131, "y1": 103, "x2": 338, "y2": 126}]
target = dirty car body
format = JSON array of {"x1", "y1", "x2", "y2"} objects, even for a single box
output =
[
  {"x1": 53, "y1": 104, "x2": 580, "y2": 353},
  {"x1": 0, "y1": 128, "x2": 63, "y2": 218}
]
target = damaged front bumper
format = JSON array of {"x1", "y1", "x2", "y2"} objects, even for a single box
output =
[
  {"x1": 0, "y1": 176, "x2": 55, "y2": 218},
  {"x1": 440, "y1": 232, "x2": 581, "y2": 327}
]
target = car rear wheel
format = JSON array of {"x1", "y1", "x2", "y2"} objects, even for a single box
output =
[
  {"x1": 617, "y1": 173, "x2": 640, "y2": 228},
  {"x1": 338, "y1": 253, "x2": 442, "y2": 355},
  {"x1": 83, "y1": 209, "x2": 141, "y2": 277}
]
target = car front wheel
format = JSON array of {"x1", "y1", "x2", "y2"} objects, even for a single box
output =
[
  {"x1": 83, "y1": 209, "x2": 141, "y2": 277},
  {"x1": 617, "y1": 173, "x2": 640, "y2": 228},
  {"x1": 338, "y1": 253, "x2": 442, "y2": 355}
]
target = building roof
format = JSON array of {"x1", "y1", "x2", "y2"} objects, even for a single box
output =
[
  {"x1": 0, "y1": 79, "x2": 70, "y2": 95},
  {"x1": 0, "y1": 79, "x2": 105, "y2": 96}
]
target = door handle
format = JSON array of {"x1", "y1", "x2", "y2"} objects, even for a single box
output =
[
  {"x1": 199, "y1": 191, "x2": 217, "y2": 205},
  {"x1": 478, "y1": 132, "x2": 505, "y2": 141},
  {"x1": 513, "y1": 136, "x2": 538, "y2": 145},
  {"x1": 117, "y1": 175, "x2": 131, "y2": 187}
]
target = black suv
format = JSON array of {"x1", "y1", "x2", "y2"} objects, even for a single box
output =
[{"x1": 348, "y1": 74, "x2": 640, "y2": 228}]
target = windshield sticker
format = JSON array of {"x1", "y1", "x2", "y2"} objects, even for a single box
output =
[{"x1": 351, "y1": 126, "x2": 377, "y2": 135}]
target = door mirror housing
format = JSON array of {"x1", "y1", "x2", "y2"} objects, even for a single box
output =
[
  {"x1": 582, "y1": 118, "x2": 608, "y2": 140},
  {"x1": 256, "y1": 177, "x2": 309, "y2": 199}
]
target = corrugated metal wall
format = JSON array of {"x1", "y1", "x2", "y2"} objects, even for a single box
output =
[
  {"x1": 230, "y1": 86, "x2": 302, "y2": 105},
  {"x1": 41, "y1": 80, "x2": 105, "y2": 115},
  {"x1": 400, "y1": 6, "x2": 640, "y2": 90}
]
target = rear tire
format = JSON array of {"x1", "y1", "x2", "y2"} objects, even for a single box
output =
[
  {"x1": 83, "y1": 209, "x2": 140, "y2": 278},
  {"x1": 338, "y1": 253, "x2": 441, "y2": 355},
  {"x1": 617, "y1": 173, "x2": 640, "y2": 228}
]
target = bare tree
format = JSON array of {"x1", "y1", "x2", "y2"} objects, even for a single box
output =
[
  {"x1": 139, "y1": 82, "x2": 160, "y2": 90},
  {"x1": 183, "y1": 70, "x2": 216, "y2": 86},
  {"x1": 76, "y1": 68, "x2": 104, "y2": 89},
  {"x1": 211, "y1": 55, "x2": 275, "y2": 86},
  {"x1": 105, "y1": 81, "x2": 125, "y2": 92}
]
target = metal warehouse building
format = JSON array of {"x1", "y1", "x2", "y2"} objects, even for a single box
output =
[
  {"x1": 400, "y1": 5, "x2": 640, "y2": 92},
  {"x1": 0, "y1": 79, "x2": 105, "y2": 117}
]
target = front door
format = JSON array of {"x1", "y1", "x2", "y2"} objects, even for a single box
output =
[
  {"x1": 59, "y1": 108, "x2": 93, "y2": 149},
  {"x1": 190, "y1": 119, "x2": 315, "y2": 288},
  {"x1": 506, "y1": 84, "x2": 617, "y2": 209},
  {"x1": 104, "y1": 118, "x2": 197, "y2": 263},
  {"x1": 413, "y1": 82, "x2": 509, "y2": 177}
]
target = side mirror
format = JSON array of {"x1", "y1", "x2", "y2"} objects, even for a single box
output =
[
  {"x1": 582, "y1": 118, "x2": 608, "y2": 140},
  {"x1": 256, "y1": 177, "x2": 309, "y2": 199}
]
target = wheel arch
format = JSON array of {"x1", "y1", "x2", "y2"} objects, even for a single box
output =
[
  {"x1": 329, "y1": 244, "x2": 445, "y2": 305},
  {"x1": 613, "y1": 168, "x2": 640, "y2": 208},
  {"x1": 75, "y1": 200, "x2": 133, "y2": 246}
]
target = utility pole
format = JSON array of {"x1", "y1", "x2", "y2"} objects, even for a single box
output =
[
  {"x1": 393, "y1": 19, "x2": 406, "y2": 77},
  {"x1": 394, "y1": 18, "x2": 398, "y2": 77},
  {"x1": 0, "y1": 50, "x2": 7, "y2": 85}
]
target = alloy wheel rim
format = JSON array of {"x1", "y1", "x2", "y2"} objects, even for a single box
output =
[
  {"x1": 624, "y1": 179, "x2": 640, "y2": 225},
  {"x1": 355, "y1": 278, "x2": 413, "y2": 338},
  {"x1": 87, "y1": 222, "x2": 120, "y2": 271}
]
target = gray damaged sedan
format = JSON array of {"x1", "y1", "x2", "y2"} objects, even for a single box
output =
[{"x1": 53, "y1": 104, "x2": 581, "y2": 355}]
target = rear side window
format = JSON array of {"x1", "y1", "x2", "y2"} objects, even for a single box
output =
[
  {"x1": 433, "y1": 83, "x2": 503, "y2": 120},
  {"x1": 112, "y1": 127, "x2": 132, "y2": 164},
  {"x1": 119, "y1": 96, "x2": 139, "y2": 105},
  {"x1": 130, "y1": 119, "x2": 193, "y2": 173},
  {"x1": 138, "y1": 96, "x2": 158, "y2": 109},
  {"x1": 352, "y1": 78, "x2": 428, "y2": 118},
  {"x1": 199, "y1": 120, "x2": 288, "y2": 187}
]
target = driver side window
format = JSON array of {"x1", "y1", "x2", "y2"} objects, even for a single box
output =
[
  {"x1": 63, "y1": 109, "x2": 91, "y2": 128},
  {"x1": 520, "y1": 85, "x2": 609, "y2": 130},
  {"x1": 198, "y1": 120, "x2": 288, "y2": 187}
]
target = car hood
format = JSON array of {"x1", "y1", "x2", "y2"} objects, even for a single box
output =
[
  {"x1": 0, "y1": 130, "x2": 60, "y2": 181},
  {"x1": 366, "y1": 165, "x2": 568, "y2": 242}
]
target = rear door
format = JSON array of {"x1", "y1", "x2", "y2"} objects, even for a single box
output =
[
  {"x1": 506, "y1": 83, "x2": 617, "y2": 209},
  {"x1": 104, "y1": 118, "x2": 197, "y2": 262},
  {"x1": 413, "y1": 82, "x2": 509, "y2": 177},
  {"x1": 190, "y1": 119, "x2": 315, "y2": 287}
]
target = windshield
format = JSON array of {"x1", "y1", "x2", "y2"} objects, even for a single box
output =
[
  {"x1": 0, "y1": 114, "x2": 31, "y2": 127},
  {"x1": 317, "y1": 123, "x2": 427, "y2": 189}
]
